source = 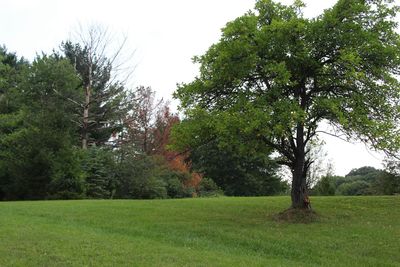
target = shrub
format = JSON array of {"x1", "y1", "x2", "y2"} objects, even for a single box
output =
[
  {"x1": 197, "y1": 177, "x2": 223, "y2": 197},
  {"x1": 81, "y1": 147, "x2": 118, "y2": 199}
]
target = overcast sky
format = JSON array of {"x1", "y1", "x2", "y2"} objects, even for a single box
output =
[{"x1": 1, "y1": 0, "x2": 392, "y2": 175}]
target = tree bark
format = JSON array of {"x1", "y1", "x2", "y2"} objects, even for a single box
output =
[
  {"x1": 82, "y1": 61, "x2": 92, "y2": 150},
  {"x1": 291, "y1": 153, "x2": 309, "y2": 209},
  {"x1": 290, "y1": 121, "x2": 311, "y2": 209},
  {"x1": 82, "y1": 85, "x2": 90, "y2": 149}
]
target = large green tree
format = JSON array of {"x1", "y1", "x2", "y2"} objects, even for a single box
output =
[{"x1": 173, "y1": 0, "x2": 400, "y2": 209}]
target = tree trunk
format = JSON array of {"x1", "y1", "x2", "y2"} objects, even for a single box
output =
[
  {"x1": 82, "y1": 61, "x2": 92, "y2": 150},
  {"x1": 291, "y1": 154, "x2": 309, "y2": 209},
  {"x1": 290, "y1": 121, "x2": 311, "y2": 209},
  {"x1": 82, "y1": 92, "x2": 90, "y2": 149}
]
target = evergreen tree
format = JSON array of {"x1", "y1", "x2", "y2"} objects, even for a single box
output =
[
  {"x1": 60, "y1": 25, "x2": 131, "y2": 149},
  {"x1": 0, "y1": 54, "x2": 84, "y2": 200}
]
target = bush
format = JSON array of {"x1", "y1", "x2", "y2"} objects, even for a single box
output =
[
  {"x1": 115, "y1": 154, "x2": 169, "y2": 199},
  {"x1": 197, "y1": 177, "x2": 223, "y2": 197},
  {"x1": 81, "y1": 147, "x2": 118, "y2": 199},
  {"x1": 163, "y1": 171, "x2": 193, "y2": 198}
]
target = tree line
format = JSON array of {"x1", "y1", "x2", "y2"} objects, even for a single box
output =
[
  {"x1": 0, "y1": 27, "x2": 217, "y2": 200},
  {"x1": 0, "y1": 26, "x2": 290, "y2": 201},
  {"x1": 313, "y1": 164, "x2": 400, "y2": 196}
]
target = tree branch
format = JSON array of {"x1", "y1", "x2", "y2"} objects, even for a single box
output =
[{"x1": 315, "y1": 130, "x2": 349, "y2": 142}]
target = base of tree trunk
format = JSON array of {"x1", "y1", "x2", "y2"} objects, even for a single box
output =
[{"x1": 273, "y1": 208, "x2": 318, "y2": 224}]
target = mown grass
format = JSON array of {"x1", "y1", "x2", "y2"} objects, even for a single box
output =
[{"x1": 0, "y1": 196, "x2": 399, "y2": 266}]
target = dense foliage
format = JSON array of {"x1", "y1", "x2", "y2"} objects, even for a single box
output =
[
  {"x1": 0, "y1": 36, "x2": 286, "y2": 200},
  {"x1": 0, "y1": 44, "x2": 217, "y2": 200},
  {"x1": 189, "y1": 138, "x2": 288, "y2": 196}
]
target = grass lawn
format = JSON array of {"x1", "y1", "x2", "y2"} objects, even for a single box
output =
[{"x1": 0, "y1": 196, "x2": 399, "y2": 266}]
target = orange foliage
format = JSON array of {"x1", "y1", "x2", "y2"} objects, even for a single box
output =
[
  {"x1": 153, "y1": 106, "x2": 203, "y2": 190},
  {"x1": 167, "y1": 153, "x2": 203, "y2": 189}
]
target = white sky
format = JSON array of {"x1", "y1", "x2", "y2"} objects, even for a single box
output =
[{"x1": 1, "y1": 0, "x2": 394, "y2": 176}]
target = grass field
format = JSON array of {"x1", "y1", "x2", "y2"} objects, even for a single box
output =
[{"x1": 0, "y1": 196, "x2": 399, "y2": 266}]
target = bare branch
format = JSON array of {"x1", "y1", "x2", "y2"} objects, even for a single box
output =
[
  {"x1": 52, "y1": 88, "x2": 83, "y2": 107},
  {"x1": 315, "y1": 130, "x2": 349, "y2": 143}
]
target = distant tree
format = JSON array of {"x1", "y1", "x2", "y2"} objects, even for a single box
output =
[
  {"x1": 173, "y1": 0, "x2": 400, "y2": 209},
  {"x1": 0, "y1": 46, "x2": 28, "y2": 114},
  {"x1": 150, "y1": 103, "x2": 205, "y2": 191},
  {"x1": 188, "y1": 136, "x2": 286, "y2": 196},
  {"x1": 337, "y1": 180, "x2": 371, "y2": 195},
  {"x1": 0, "y1": 54, "x2": 84, "y2": 200},
  {"x1": 346, "y1": 166, "x2": 382, "y2": 180},
  {"x1": 123, "y1": 86, "x2": 164, "y2": 154},
  {"x1": 60, "y1": 24, "x2": 132, "y2": 149},
  {"x1": 110, "y1": 89, "x2": 201, "y2": 199},
  {"x1": 305, "y1": 141, "x2": 330, "y2": 189},
  {"x1": 0, "y1": 47, "x2": 27, "y2": 199},
  {"x1": 312, "y1": 175, "x2": 338, "y2": 196},
  {"x1": 152, "y1": 104, "x2": 180, "y2": 156},
  {"x1": 332, "y1": 166, "x2": 385, "y2": 195}
]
